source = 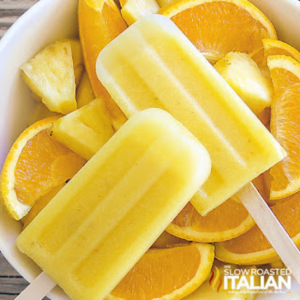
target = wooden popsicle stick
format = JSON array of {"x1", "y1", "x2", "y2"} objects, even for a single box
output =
[
  {"x1": 15, "y1": 271, "x2": 56, "y2": 300},
  {"x1": 237, "y1": 182, "x2": 300, "y2": 284}
]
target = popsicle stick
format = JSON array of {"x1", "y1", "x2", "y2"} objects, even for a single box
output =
[
  {"x1": 237, "y1": 182, "x2": 300, "y2": 284},
  {"x1": 15, "y1": 271, "x2": 56, "y2": 300}
]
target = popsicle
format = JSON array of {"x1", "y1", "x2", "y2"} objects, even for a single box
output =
[
  {"x1": 16, "y1": 108, "x2": 211, "y2": 300},
  {"x1": 96, "y1": 15, "x2": 285, "y2": 216}
]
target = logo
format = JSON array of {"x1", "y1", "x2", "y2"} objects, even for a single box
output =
[{"x1": 210, "y1": 265, "x2": 292, "y2": 294}]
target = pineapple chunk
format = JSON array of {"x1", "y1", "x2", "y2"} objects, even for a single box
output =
[
  {"x1": 64, "y1": 39, "x2": 85, "y2": 86},
  {"x1": 121, "y1": 0, "x2": 160, "y2": 25},
  {"x1": 77, "y1": 71, "x2": 95, "y2": 108},
  {"x1": 214, "y1": 52, "x2": 273, "y2": 114},
  {"x1": 21, "y1": 41, "x2": 77, "y2": 114},
  {"x1": 51, "y1": 99, "x2": 115, "y2": 160},
  {"x1": 155, "y1": 0, "x2": 174, "y2": 8}
]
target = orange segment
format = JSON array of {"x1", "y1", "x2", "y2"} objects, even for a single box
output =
[
  {"x1": 215, "y1": 191, "x2": 300, "y2": 265},
  {"x1": 267, "y1": 55, "x2": 300, "y2": 199},
  {"x1": 14, "y1": 130, "x2": 83, "y2": 205},
  {"x1": 159, "y1": 0, "x2": 277, "y2": 63},
  {"x1": 78, "y1": 0, "x2": 128, "y2": 130},
  {"x1": 168, "y1": 196, "x2": 254, "y2": 243},
  {"x1": 107, "y1": 243, "x2": 215, "y2": 300},
  {"x1": 1, "y1": 117, "x2": 86, "y2": 220}
]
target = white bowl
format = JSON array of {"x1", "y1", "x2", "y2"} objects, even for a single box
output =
[{"x1": 0, "y1": 0, "x2": 300, "y2": 299}]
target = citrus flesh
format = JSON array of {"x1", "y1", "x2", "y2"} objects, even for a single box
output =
[
  {"x1": 264, "y1": 39, "x2": 300, "y2": 63},
  {"x1": 1, "y1": 117, "x2": 86, "y2": 220},
  {"x1": 168, "y1": 196, "x2": 254, "y2": 243},
  {"x1": 268, "y1": 55, "x2": 300, "y2": 199},
  {"x1": 152, "y1": 231, "x2": 188, "y2": 248},
  {"x1": 78, "y1": 0, "x2": 128, "y2": 130},
  {"x1": 159, "y1": 0, "x2": 277, "y2": 63},
  {"x1": 167, "y1": 176, "x2": 268, "y2": 243},
  {"x1": 215, "y1": 191, "x2": 300, "y2": 264},
  {"x1": 108, "y1": 243, "x2": 215, "y2": 300}
]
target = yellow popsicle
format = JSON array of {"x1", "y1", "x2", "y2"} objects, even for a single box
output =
[
  {"x1": 16, "y1": 108, "x2": 211, "y2": 300},
  {"x1": 96, "y1": 15, "x2": 285, "y2": 215}
]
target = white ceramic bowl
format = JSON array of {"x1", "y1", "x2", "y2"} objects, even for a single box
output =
[{"x1": 0, "y1": 0, "x2": 300, "y2": 299}]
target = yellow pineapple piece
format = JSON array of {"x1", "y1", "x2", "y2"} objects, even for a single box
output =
[
  {"x1": 21, "y1": 41, "x2": 77, "y2": 114},
  {"x1": 121, "y1": 0, "x2": 160, "y2": 25},
  {"x1": 77, "y1": 71, "x2": 95, "y2": 108},
  {"x1": 51, "y1": 99, "x2": 115, "y2": 160},
  {"x1": 214, "y1": 52, "x2": 273, "y2": 114},
  {"x1": 67, "y1": 39, "x2": 85, "y2": 86},
  {"x1": 156, "y1": 0, "x2": 173, "y2": 7}
]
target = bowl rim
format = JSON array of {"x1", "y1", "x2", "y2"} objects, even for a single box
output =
[
  {"x1": 0, "y1": 0, "x2": 56, "y2": 53},
  {"x1": 0, "y1": 1, "x2": 78, "y2": 299},
  {"x1": 1, "y1": 0, "x2": 300, "y2": 52}
]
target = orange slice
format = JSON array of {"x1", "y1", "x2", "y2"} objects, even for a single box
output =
[
  {"x1": 215, "y1": 191, "x2": 300, "y2": 265},
  {"x1": 253, "y1": 39, "x2": 300, "y2": 66},
  {"x1": 268, "y1": 55, "x2": 300, "y2": 199},
  {"x1": 185, "y1": 262, "x2": 259, "y2": 300},
  {"x1": 107, "y1": 243, "x2": 215, "y2": 300},
  {"x1": 152, "y1": 231, "x2": 188, "y2": 248},
  {"x1": 167, "y1": 195, "x2": 254, "y2": 243},
  {"x1": 159, "y1": 0, "x2": 277, "y2": 63},
  {"x1": 168, "y1": 177, "x2": 267, "y2": 243},
  {"x1": 21, "y1": 183, "x2": 65, "y2": 229},
  {"x1": 264, "y1": 39, "x2": 300, "y2": 63},
  {"x1": 1, "y1": 117, "x2": 86, "y2": 220},
  {"x1": 78, "y1": 0, "x2": 128, "y2": 130}
]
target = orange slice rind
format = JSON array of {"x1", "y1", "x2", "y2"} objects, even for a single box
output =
[
  {"x1": 107, "y1": 243, "x2": 215, "y2": 300},
  {"x1": 215, "y1": 191, "x2": 300, "y2": 264},
  {"x1": 159, "y1": 0, "x2": 277, "y2": 63},
  {"x1": 1, "y1": 117, "x2": 86, "y2": 220},
  {"x1": 167, "y1": 196, "x2": 255, "y2": 243},
  {"x1": 264, "y1": 39, "x2": 300, "y2": 63},
  {"x1": 268, "y1": 55, "x2": 300, "y2": 199}
]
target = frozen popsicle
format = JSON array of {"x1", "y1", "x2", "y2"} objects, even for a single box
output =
[
  {"x1": 96, "y1": 15, "x2": 285, "y2": 216},
  {"x1": 16, "y1": 108, "x2": 211, "y2": 300}
]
